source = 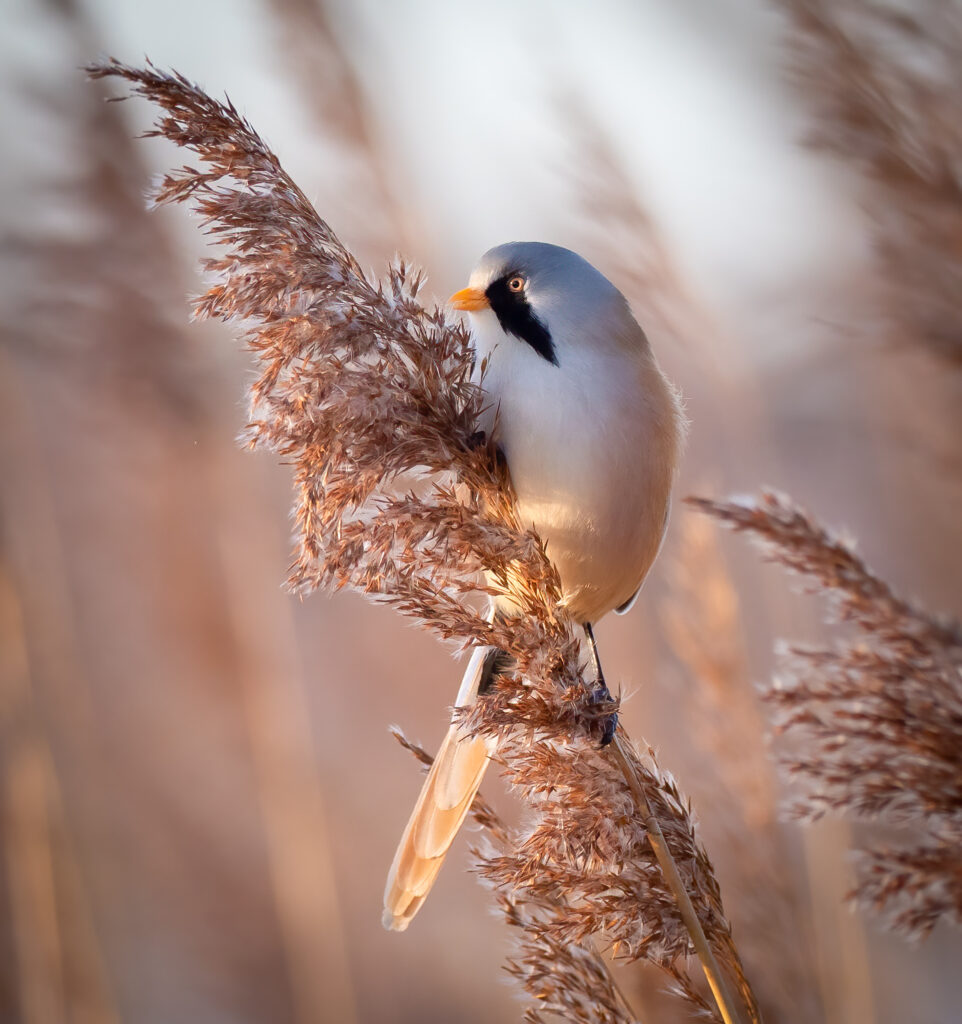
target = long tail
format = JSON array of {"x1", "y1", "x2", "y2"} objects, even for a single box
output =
[{"x1": 382, "y1": 646, "x2": 498, "y2": 931}]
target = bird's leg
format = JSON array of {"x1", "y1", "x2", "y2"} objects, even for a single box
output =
[{"x1": 584, "y1": 622, "x2": 618, "y2": 746}]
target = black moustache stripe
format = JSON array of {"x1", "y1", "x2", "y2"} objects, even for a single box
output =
[{"x1": 485, "y1": 275, "x2": 558, "y2": 366}]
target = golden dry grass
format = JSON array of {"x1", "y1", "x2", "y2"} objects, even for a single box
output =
[{"x1": 2, "y1": 4, "x2": 962, "y2": 1023}]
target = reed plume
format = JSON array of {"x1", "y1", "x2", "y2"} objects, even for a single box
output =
[
  {"x1": 779, "y1": 0, "x2": 962, "y2": 364},
  {"x1": 691, "y1": 490, "x2": 962, "y2": 939},
  {"x1": 86, "y1": 58, "x2": 759, "y2": 1022},
  {"x1": 391, "y1": 728, "x2": 636, "y2": 1024}
]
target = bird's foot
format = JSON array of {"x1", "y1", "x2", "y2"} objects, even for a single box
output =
[{"x1": 589, "y1": 682, "x2": 618, "y2": 747}]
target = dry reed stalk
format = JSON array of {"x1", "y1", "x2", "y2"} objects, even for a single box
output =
[
  {"x1": 690, "y1": 490, "x2": 962, "y2": 939},
  {"x1": 608, "y1": 736, "x2": 745, "y2": 1024},
  {"x1": 778, "y1": 0, "x2": 962, "y2": 365},
  {"x1": 211, "y1": 451, "x2": 359, "y2": 1024},
  {"x1": 465, "y1": 703, "x2": 757, "y2": 1023},
  {"x1": 2, "y1": 737, "x2": 66, "y2": 1024},
  {"x1": 40, "y1": 771, "x2": 121, "y2": 1024},
  {"x1": 8, "y1": 18, "x2": 293, "y2": 1017},
  {"x1": 0, "y1": 564, "x2": 65, "y2": 1023},
  {"x1": 662, "y1": 513, "x2": 823, "y2": 1023},
  {"x1": 87, "y1": 58, "x2": 760, "y2": 1023},
  {"x1": 0, "y1": 383, "x2": 120, "y2": 1024},
  {"x1": 663, "y1": 515, "x2": 774, "y2": 823},
  {"x1": 12, "y1": 10, "x2": 352, "y2": 1017}
]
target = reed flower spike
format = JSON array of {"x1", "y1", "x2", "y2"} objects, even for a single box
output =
[
  {"x1": 87, "y1": 59, "x2": 759, "y2": 1024},
  {"x1": 691, "y1": 490, "x2": 962, "y2": 940}
]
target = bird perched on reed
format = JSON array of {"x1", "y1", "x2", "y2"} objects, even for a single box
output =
[{"x1": 384, "y1": 242, "x2": 685, "y2": 931}]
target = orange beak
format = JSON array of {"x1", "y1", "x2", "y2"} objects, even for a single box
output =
[{"x1": 449, "y1": 286, "x2": 489, "y2": 312}]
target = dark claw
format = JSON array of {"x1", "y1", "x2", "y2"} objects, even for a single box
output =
[
  {"x1": 589, "y1": 681, "x2": 618, "y2": 747},
  {"x1": 600, "y1": 710, "x2": 618, "y2": 747},
  {"x1": 583, "y1": 621, "x2": 617, "y2": 746}
]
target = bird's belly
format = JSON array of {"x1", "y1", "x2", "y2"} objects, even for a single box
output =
[
  {"x1": 490, "y1": 380, "x2": 671, "y2": 623},
  {"x1": 512, "y1": 455, "x2": 663, "y2": 623}
]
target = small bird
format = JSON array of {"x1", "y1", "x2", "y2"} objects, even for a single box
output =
[{"x1": 383, "y1": 242, "x2": 684, "y2": 931}]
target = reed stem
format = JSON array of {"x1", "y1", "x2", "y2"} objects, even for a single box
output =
[{"x1": 610, "y1": 732, "x2": 749, "y2": 1024}]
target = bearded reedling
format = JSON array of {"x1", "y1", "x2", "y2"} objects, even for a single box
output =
[{"x1": 383, "y1": 242, "x2": 685, "y2": 931}]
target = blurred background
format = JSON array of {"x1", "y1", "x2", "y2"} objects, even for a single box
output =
[{"x1": 2, "y1": 0, "x2": 961, "y2": 1021}]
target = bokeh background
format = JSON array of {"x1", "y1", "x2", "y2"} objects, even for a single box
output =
[{"x1": 3, "y1": 0, "x2": 962, "y2": 1021}]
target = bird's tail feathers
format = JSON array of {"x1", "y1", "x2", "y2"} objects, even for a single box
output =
[{"x1": 382, "y1": 646, "x2": 498, "y2": 932}]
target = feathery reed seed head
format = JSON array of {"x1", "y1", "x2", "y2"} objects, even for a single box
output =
[
  {"x1": 692, "y1": 490, "x2": 962, "y2": 939},
  {"x1": 87, "y1": 59, "x2": 757, "y2": 1021}
]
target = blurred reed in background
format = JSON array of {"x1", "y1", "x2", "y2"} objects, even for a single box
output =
[{"x1": 2, "y1": 1, "x2": 961, "y2": 1022}]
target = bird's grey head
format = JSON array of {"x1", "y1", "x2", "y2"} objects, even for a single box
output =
[{"x1": 450, "y1": 242, "x2": 633, "y2": 367}]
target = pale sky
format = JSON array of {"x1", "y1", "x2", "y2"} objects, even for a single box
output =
[{"x1": 64, "y1": 0, "x2": 868, "y2": 360}]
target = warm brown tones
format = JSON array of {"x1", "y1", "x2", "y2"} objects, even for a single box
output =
[
  {"x1": 86, "y1": 58, "x2": 758, "y2": 1024},
  {"x1": 691, "y1": 491, "x2": 962, "y2": 939},
  {"x1": 781, "y1": 0, "x2": 962, "y2": 365}
]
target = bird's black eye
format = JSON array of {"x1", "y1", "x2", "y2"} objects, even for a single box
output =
[{"x1": 507, "y1": 275, "x2": 525, "y2": 293}]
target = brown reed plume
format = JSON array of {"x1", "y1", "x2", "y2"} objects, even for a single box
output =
[
  {"x1": 691, "y1": 490, "x2": 962, "y2": 939},
  {"x1": 86, "y1": 58, "x2": 760, "y2": 1023},
  {"x1": 391, "y1": 728, "x2": 637, "y2": 1024},
  {"x1": 778, "y1": 0, "x2": 962, "y2": 364}
]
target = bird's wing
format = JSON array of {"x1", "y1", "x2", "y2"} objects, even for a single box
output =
[
  {"x1": 614, "y1": 497, "x2": 672, "y2": 615},
  {"x1": 614, "y1": 584, "x2": 641, "y2": 616},
  {"x1": 382, "y1": 645, "x2": 499, "y2": 931}
]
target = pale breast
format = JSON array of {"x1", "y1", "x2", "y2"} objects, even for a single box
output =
[{"x1": 474, "y1": 315, "x2": 680, "y2": 624}]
